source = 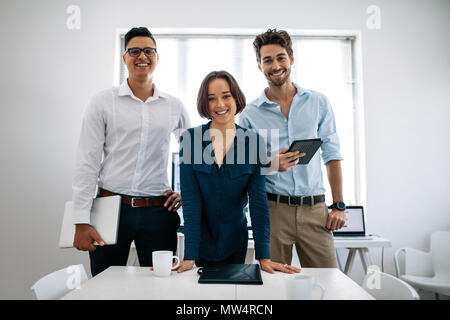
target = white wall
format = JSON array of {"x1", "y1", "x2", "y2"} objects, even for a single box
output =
[{"x1": 0, "y1": 0, "x2": 449, "y2": 299}]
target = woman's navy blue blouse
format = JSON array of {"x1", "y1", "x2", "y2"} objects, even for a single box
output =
[{"x1": 179, "y1": 122, "x2": 270, "y2": 262}]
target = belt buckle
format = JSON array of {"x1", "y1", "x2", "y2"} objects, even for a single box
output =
[
  {"x1": 131, "y1": 198, "x2": 141, "y2": 208},
  {"x1": 288, "y1": 196, "x2": 303, "y2": 206}
]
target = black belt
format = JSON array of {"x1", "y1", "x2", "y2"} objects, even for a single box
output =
[{"x1": 267, "y1": 192, "x2": 325, "y2": 206}]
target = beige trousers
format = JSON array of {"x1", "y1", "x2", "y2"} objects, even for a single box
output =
[{"x1": 269, "y1": 198, "x2": 338, "y2": 268}]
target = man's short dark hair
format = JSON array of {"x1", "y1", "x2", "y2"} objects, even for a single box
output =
[
  {"x1": 197, "y1": 71, "x2": 246, "y2": 119},
  {"x1": 253, "y1": 28, "x2": 293, "y2": 63},
  {"x1": 124, "y1": 27, "x2": 156, "y2": 50}
]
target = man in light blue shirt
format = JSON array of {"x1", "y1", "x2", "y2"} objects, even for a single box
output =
[{"x1": 239, "y1": 29, "x2": 346, "y2": 268}]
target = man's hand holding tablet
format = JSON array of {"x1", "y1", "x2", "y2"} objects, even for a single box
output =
[{"x1": 287, "y1": 139, "x2": 323, "y2": 165}]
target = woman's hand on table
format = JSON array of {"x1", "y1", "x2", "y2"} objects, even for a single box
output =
[
  {"x1": 259, "y1": 259, "x2": 301, "y2": 274},
  {"x1": 175, "y1": 260, "x2": 195, "y2": 273}
]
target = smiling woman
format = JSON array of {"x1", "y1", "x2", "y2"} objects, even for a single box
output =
[
  {"x1": 174, "y1": 70, "x2": 301, "y2": 275},
  {"x1": 207, "y1": 78, "x2": 237, "y2": 125},
  {"x1": 198, "y1": 71, "x2": 244, "y2": 167},
  {"x1": 196, "y1": 70, "x2": 245, "y2": 120}
]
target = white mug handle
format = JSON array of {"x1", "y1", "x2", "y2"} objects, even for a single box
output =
[
  {"x1": 171, "y1": 256, "x2": 180, "y2": 270},
  {"x1": 314, "y1": 282, "x2": 325, "y2": 300}
]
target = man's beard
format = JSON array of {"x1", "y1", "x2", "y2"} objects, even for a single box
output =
[{"x1": 265, "y1": 67, "x2": 291, "y2": 87}]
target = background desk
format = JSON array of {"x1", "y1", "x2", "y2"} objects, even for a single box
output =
[
  {"x1": 61, "y1": 266, "x2": 374, "y2": 300},
  {"x1": 334, "y1": 236, "x2": 391, "y2": 274}
]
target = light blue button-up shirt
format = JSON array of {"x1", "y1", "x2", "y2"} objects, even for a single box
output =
[{"x1": 239, "y1": 83, "x2": 343, "y2": 197}]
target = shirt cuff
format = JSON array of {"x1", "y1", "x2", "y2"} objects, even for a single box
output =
[
  {"x1": 322, "y1": 154, "x2": 344, "y2": 165},
  {"x1": 71, "y1": 208, "x2": 91, "y2": 225},
  {"x1": 183, "y1": 242, "x2": 200, "y2": 261}
]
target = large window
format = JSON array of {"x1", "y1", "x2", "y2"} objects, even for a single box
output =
[{"x1": 116, "y1": 30, "x2": 364, "y2": 205}]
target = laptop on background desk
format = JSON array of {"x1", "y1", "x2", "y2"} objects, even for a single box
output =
[{"x1": 331, "y1": 206, "x2": 373, "y2": 240}]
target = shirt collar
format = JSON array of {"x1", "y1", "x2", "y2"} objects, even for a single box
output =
[
  {"x1": 153, "y1": 85, "x2": 168, "y2": 99},
  {"x1": 118, "y1": 79, "x2": 168, "y2": 101},
  {"x1": 255, "y1": 82, "x2": 305, "y2": 107},
  {"x1": 201, "y1": 121, "x2": 247, "y2": 149}
]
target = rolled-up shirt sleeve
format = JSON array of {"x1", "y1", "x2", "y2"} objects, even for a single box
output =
[
  {"x1": 71, "y1": 96, "x2": 105, "y2": 225},
  {"x1": 318, "y1": 96, "x2": 343, "y2": 164}
]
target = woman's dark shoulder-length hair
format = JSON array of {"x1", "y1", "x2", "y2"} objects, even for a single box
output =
[{"x1": 197, "y1": 70, "x2": 246, "y2": 119}]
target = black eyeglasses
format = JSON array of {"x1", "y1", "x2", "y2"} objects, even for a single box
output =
[{"x1": 125, "y1": 47, "x2": 157, "y2": 57}]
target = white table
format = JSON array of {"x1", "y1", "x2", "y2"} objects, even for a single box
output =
[
  {"x1": 128, "y1": 235, "x2": 391, "y2": 276},
  {"x1": 334, "y1": 236, "x2": 391, "y2": 274},
  {"x1": 61, "y1": 266, "x2": 374, "y2": 300}
]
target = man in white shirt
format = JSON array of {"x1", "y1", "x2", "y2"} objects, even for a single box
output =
[{"x1": 72, "y1": 27, "x2": 191, "y2": 276}]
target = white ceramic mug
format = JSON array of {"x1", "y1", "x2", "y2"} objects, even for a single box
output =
[
  {"x1": 285, "y1": 273, "x2": 325, "y2": 300},
  {"x1": 152, "y1": 251, "x2": 180, "y2": 277}
]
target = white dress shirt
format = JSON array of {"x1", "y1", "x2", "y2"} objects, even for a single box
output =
[{"x1": 72, "y1": 80, "x2": 191, "y2": 224}]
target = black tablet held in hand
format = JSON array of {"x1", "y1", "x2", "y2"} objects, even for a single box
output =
[{"x1": 288, "y1": 138, "x2": 323, "y2": 165}]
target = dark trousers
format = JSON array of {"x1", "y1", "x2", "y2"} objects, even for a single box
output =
[{"x1": 89, "y1": 202, "x2": 180, "y2": 277}]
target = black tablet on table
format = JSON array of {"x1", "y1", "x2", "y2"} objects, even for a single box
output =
[
  {"x1": 198, "y1": 264, "x2": 263, "y2": 285},
  {"x1": 288, "y1": 138, "x2": 323, "y2": 165}
]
